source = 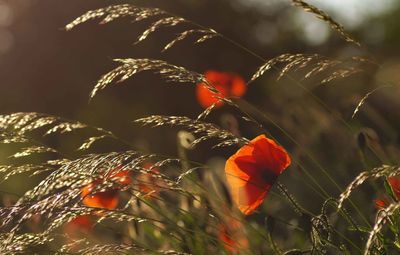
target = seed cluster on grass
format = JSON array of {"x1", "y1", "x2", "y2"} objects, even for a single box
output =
[{"x1": 0, "y1": 1, "x2": 399, "y2": 255}]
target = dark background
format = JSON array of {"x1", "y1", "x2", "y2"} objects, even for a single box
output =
[{"x1": 2, "y1": 0, "x2": 399, "y2": 118}]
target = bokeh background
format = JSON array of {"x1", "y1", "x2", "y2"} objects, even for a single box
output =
[
  {"x1": 1, "y1": 0, "x2": 400, "y2": 120},
  {"x1": 1, "y1": 0, "x2": 400, "y2": 244}
]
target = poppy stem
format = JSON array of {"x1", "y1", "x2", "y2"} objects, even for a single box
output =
[
  {"x1": 265, "y1": 216, "x2": 284, "y2": 255},
  {"x1": 267, "y1": 230, "x2": 284, "y2": 255}
]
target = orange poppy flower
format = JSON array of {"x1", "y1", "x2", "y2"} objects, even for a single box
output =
[
  {"x1": 372, "y1": 176, "x2": 400, "y2": 210},
  {"x1": 218, "y1": 217, "x2": 248, "y2": 253},
  {"x1": 110, "y1": 169, "x2": 132, "y2": 186},
  {"x1": 388, "y1": 176, "x2": 400, "y2": 199},
  {"x1": 196, "y1": 70, "x2": 246, "y2": 108},
  {"x1": 64, "y1": 215, "x2": 92, "y2": 236},
  {"x1": 81, "y1": 168, "x2": 132, "y2": 209},
  {"x1": 225, "y1": 135, "x2": 291, "y2": 215},
  {"x1": 81, "y1": 182, "x2": 119, "y2": 209},
  {"x1": 374, "y1": 199, "x2": 387, "y2": 210},
  {"x1": 137, "y1": 163, "x2": 161, "y2": 195}
]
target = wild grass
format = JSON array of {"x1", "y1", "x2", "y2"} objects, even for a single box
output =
[{"x1": 0, "y1": 1, "x2": 399, "y2": 255}]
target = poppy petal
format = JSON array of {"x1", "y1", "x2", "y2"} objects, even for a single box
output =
[
  {"x1": 225, "y1": 155, "x2": 256, "y2": 188},
  {"x1": 374, "y1": 199, "x2": 386, "y2": 209},
  {"x1": 388, "y1": 176, "x2": 400, "y2": 199},
  {"x1": 111, "y1": 170, "x2": 132, "y2": 185},
  {"x1": 230, "y1": 75, "x2": 246, "y2": 97},
  {"x1": 225, "y1": 135, "x2": 291, "y2": 215},
  {"x1": 64, "y1": 215, "x2": 92, "y2": 238},
  {"x1": 219, "y1": 218, "x2": 248, "y2": 253},
  {"x1": 81, "y1": 182, "x2": 119, "y2": 209},
  {"x1": 82, "y1": 189, "x2": 119, "y2": 209},
  {"x1": 196, "y1": 83, "x2": 226, "y2": 108},
  {"x1": 252, "y1": 135, "x2": 291, "y2": 175},
  {"x1": 196, "y1": 70, "x2": 247, "y2": 109},
  {"x1": 236, "y1": 184, "x2": 270, "y2": 215}
]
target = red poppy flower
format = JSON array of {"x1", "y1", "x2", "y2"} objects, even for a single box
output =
[
  {"x1": 137, "y1": 163, "x2": 162, "y2": 196},
  {"x1": 81, "y1": 182, "x2": 119, "y2": 209},
  {"x1": 196, "y1": 70, "x2": 246, "y2": 108},
  {"x1": 388, "y1": 176, "x2": 400, "y2": 199},
  {"x1": 64, "y1": 215, "x2": 92, "y2": 235},
  {"x1": 110, "y1": 169, "x2": 132, "y2": 186},
  {"x1": 80, "y1": 168, "x2": 132, "y2": 209},
  {"x1": 218, "y1": 217, "x2": 248, "y2": 253},
  {"x1": 63, "y1": 215, "x2": 93, "y2": 248},
  {"x1": 225, "y1": 135, "x2": 291, "y2": 215},
  {"x1": 374, "y1": 199, "x2": 387, "y2": 210}
]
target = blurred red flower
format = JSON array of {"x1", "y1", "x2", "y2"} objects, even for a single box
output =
[
  {"x1": 225, "y1": 135, "x2": 291, "y2": 215},
  {"x1": 64, "y1": 215, "x2": 92, "y2": 237},
  {"x1": 137, "y1": 163, "x2": 162, "y2": 196},
  {"x1": 374, "y1": 199, "x2": 387, "y2": 210},
  {"x1": 373, "y1": 176, "x2": 400, "y2": 210},
  {"x1": 388, "y1": 176, "x2": 400, "y2": 199},
  {"x1": 196, "y1": 70, "x2": 246, "y2": 108},
  {"x1": 218, "y1": 217, "x2": 248, "y2": 253},
  {"x1": 81, "y1": 168, "x2": 132, "y2": 209}
]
